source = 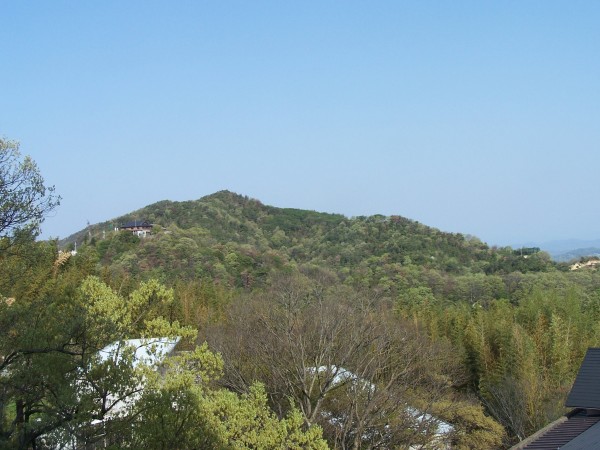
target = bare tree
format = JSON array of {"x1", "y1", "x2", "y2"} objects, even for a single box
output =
[
  {"x1": 210, "y1": 274, "x2": 464, "y2": 449},
  {"x1": 0, "y1": 138, "x2": 60, "y2": 239},
  {"x1": 480, "y1": 376, "x2": 533, "y2": 444}
]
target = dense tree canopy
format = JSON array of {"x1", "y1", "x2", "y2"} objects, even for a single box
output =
[
  {"x1": 208, "y1": 274, "x2": 505, "y2": 449},
  {"x1": 0, "y1": 248, "x2": 328, "y2": 449}
]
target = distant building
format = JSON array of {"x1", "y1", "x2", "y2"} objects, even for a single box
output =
[
  {"x1": 97, "y1": 336, "x2": 180, "y2": 370},
  {"x1": 513, "y1": 247, "x2": 541, "y2": 257},
  {"x1": 117, "y1": 220, "x2": 153, "y2": 237},
  {"x1": 512, "y1": 348, "x2": 600, "y2": 449}
]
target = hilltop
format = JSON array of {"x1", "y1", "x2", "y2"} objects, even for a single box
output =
[{"x1": 62, "y1": 190, "x2": 558, "y2": 287}]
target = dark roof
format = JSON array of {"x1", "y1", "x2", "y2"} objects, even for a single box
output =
[
  {"x1": 561, "y1": 420, "x2": 600, "y2": 449},
  {"x1": 120, "y1": 220, "x2": 152, "y2": 229},
  {"x1": 522, "y1": 409, "x2": 600, "y2": 449},
  {"x1": 566, "y1": 348, "x2": 600, "y2": 409},
  {"x1": 512, "y1": 348, "x2": 600, "y2": 450}
]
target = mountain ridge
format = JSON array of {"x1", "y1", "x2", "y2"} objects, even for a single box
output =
[{"x1": 61, "y1": 190, "x2": 559, "y2": 285}]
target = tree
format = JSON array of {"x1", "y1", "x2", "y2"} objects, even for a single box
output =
[
  {"x1": 0, "y1": 270, "x2": 189, "y2": 448},
  {"x1": 211, "y1": 274, "x2": 476, "y2": 449},
  {"x1": 0, "y1": 262, "x2": 327, "y2": 449},
  {"x1": 0, "y1": 138, "x2": 59, "y2": 240}
]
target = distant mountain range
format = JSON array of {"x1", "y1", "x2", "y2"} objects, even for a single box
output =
[
  {"x1": 549, "y1": 247, "x2": 600, "y2": 262},
  {"x1": 516, "y1": 239, "x2": 600, "y2": 262}
]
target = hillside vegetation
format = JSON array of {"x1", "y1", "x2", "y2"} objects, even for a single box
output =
[
  {"x1": 7, "y1": 185, "x2": 600, "y2": 448},
  {"x1": 65, "y1": 190, "x2": 559, "y2": 287}
]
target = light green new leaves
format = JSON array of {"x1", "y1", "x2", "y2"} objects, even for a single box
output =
[
  {"x1": 143, "y1": 316, "x2": 196, "y2": 341},
  {"x1": 80, "y1": 276, "x2": 127, "y2": 332},
  {"x1": 136, "y1": 342, "x2": 328, "y2": 449},
  {"x1": 80, "y1": 276, "x2": 196, "y2": 341},
  {"x1": 199, "y1": 383, "x2": 329, "y2": 450},
  {"x1": 144, "y1": 342, "x2": 224, "y2": 391}
]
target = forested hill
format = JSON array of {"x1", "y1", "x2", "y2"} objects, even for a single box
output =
[
  {"x1": 19, "y1": 190, "x2": 600, "y2": 447},
  {"x1": 62, "y1": 190, "x2": 558, "y2": 286}
]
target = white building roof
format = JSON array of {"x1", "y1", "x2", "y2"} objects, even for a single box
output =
[{"x1": 98, "y1": 337, "x2": 181, "y2": 368}]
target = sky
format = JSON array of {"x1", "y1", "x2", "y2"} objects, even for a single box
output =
[{"x1": 1, "y1": 1, "x2": 599, "y2": 247}]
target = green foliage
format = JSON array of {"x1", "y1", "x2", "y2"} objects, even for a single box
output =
[
  {"x1": 63, "y1": 191, "x2": 558, "y2": 291},
  {"x1": 433, "y1": 400, "x2": 506, "y2": 449},
  {"x1": 0, "y1": 248, "x2": 327, "y2": 449},
  {"x1": 394, "y1": 280, "x2": 600, "y2": 444},
  {"x1": 196, "y1": 384, "x2": 328, "y2": 449},
  {"x1": 132, "y1": 347, "x2": 328, "y2": 449},
  {"x1": 207, "y1": 274, "x2": 502, "y2": 449}
]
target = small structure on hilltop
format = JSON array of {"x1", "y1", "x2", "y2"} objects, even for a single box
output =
[
  {"x1": 512, "y1": 348, "x2": 600, "y2": 449},
  {"x1": 513, "y1": 247, "x2": 541, "y2": 257},
  {"x1": 116, "y1": 220, "x2": 153, "y2": 237}
]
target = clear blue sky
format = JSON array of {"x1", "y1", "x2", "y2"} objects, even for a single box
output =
[{"x1": 1, "y1": 1, "x2": 599, "y2": 246}]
